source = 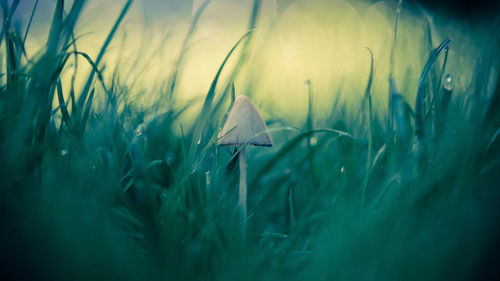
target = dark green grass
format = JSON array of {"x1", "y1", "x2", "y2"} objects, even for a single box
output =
[{"x1": 1, "y1": 1, "x2": 500, "y2": 281}]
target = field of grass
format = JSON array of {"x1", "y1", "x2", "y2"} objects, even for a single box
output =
[{"x1": 1, "y1": 0, "x2": 500, "y2": 280}]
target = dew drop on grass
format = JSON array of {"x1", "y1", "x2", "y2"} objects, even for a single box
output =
[
  {"x1": 205, "y1": 171, "x2": 211, "y2": 186},
  {"x1": 444, "y1": 74, "x2": 453, "y2": 91},
  {"x1": 164, "y1": 152, "x2": 176, "y2": 165}
]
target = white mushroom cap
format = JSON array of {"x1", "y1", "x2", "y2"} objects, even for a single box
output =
[{"x1": 218, "y1": 95, "x2": 273, "y2": 147}]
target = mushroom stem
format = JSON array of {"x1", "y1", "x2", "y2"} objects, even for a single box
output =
[{"x1": 239, "y1": 146, "x2": 247, "y2": 223}]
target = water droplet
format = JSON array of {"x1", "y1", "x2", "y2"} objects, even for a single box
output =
[
  {"x1": 164, "y1": 152, "x2": 176, "y2": 165},
  {"x1": 444, "y1": 74, "x2": 452, "y2": 91},
  {"x1": 205, "y1": 171, "x2": 211, "y2": 186}
]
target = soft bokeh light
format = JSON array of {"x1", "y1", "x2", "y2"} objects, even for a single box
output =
[{"x1": 14, "y1": 0, "x2": 479, "y2": 124}]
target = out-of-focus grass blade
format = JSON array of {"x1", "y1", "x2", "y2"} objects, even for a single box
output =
[
  {"x1": 72, "y1": 51, "x2": 110, "y2": 98},
  {"x1": 12, "y1": 33, "x2": 26, "y2": 58},
  {"x1": 190, "y1": 126, "x2": 229, "y2": 176},
  {"x1": 0, "y1": 0, "x2": 20, "y2": 47},
  {"x1": 46, "y1": 0, "x2": 63, "y2": 54},
  {"x1": 287, "y1": 184, "x2": 295, "y2": 229},
  {"x1": 77, "y1": 0, "x2": 133, "y2": 112},
  {"x1": 485, "y1": 55, "x2": 500, "y2": 129},
  {"x1": 441, "y1": 74, "x2": 453, "y2": 112},
  {"x1": 167, "y1": 0, "x2": 211, "y2": 100},
  {"x1": 221, "y1": 82, "x2": 236, "y2": 123},
  {"x1": 415, "y1": 37, "x2": 451, "y2": 139},
  {"x1": 305, "y1": 80, "x2": 313, "y2": 133},
  {"x1": 216, "y1": 82, "x2": 237, "y2": 145},
  {"x1": 21, "y1": 0, "x2": 38, "y2": 45},
  {"x1": 371, "y1": 143, "x2": 387, "y2": 170},
  {"x1": 304, "y1": 80, "x2": 317, "y2": 185},
  {"x1": 207, "y1": 0, "x2": 261, "y2": 111},
  {"x1": 192, "y1": 31, "x2": 250, "y2": 148},
  {"x1": 56, "y1": 78, "x2": 71, "y2": 129},
  {"x1": 437, "y1": 47, "x2": 449, "y2": 91},
  {"x1": 46, "y1": 0, "x2": 84, "y2": 56},
  {"x1": 387, "y1": 0, "x2": 403, "y2": 131},
  {"x1": 230, "y1": 82, "x2": 236, "y2": 104},
  {"x1": 361, "y1": 48, "x2": 374, "y2": 205},
  {"x1": 485, "y1": 128, "x2": 500, "y2": 156},
  {"x1": 5, "y1": 33, "x2": 18, "y2": 81},
  {"x1": 436, "y1": 74, "x2": 452, "y2": 135},
  {"x1": 210, "y1": 0, "x2": 261, "y2": 116},
  {"x1": 226, "y1": 0, "x2": 261, "y2": 85},
  {"x1": 80, "y1": 88, "x2": 95, "y2": 138},
  {"x1": 391, "y1": 80, "x2": 410, "y2": 142},
  {"x1": 328, "y1": 83, "x2": 344, "y2": 121},
  {"x1": 61, "y1": 1, "x2": 85, "y2": 38},
  {"x1": 251, "y1": 128, "x2": 355, "y2": 186},
  {"x1": 47, "y1": 54, "x2": 70, "y2": 88}
]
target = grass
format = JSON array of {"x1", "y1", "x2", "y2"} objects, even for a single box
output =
[{"x1": 1, "y1": 0, "x2": 500, "y2": 280}]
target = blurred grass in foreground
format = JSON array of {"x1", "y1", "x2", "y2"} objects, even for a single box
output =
[{"x1": 1, "y1": 0, "x2": 500, "y2": 281}]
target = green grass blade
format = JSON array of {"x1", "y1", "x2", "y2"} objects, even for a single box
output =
[
  {"x1": 46, "y1": 0, "x2": 63, "y2": 54},
  {"x1": 166, "y1": 0, "x2": 212, "y2": 100},
  {"x1": 387, "y1": 0, "x2": 403, "y2": 131},
  {"x1": 80, "y1": 88, "x2": 95, "y2": 138},
  {"x1": 226, "y1": 0, "x2": 261, "y2": 85},
  {"x1": 71, "y1": 51, "x2": 110, "y2": 98},
  {"x1": 77, "y1": 0, "x2": 133, "y2": 111},
  {"x1": 0, "y1": 0, "x2": 20, "y2": 47},
  {"x1": 192, "y1": 31, "x2": 251, "y2": 148},
  {"x1": 56, "y1": 78, "x2": 71, "y2": 129},
  {"x1": 361, "y1": 48, "x2": 374, "y2": 205},
  {"x1": 415, "y1": 37, "x2": 452, "y2": 139},
  {"x1": 21, "y1": 0, "x2": 38, "y2": 45},
  {"x1": 305, "y1": 80, "x2": 317, "y2": 186},
  {"x1": 251, "y1": 128, "x2": 355, "y2": 186}
]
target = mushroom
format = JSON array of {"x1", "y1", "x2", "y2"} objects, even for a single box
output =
[{"x1": 218, "y1": 95, "x2": 272, "y2": 223}]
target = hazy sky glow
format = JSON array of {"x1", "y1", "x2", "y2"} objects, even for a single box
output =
[{"x1": 11, "y1": 0, "x2": 481, "y2": 123}]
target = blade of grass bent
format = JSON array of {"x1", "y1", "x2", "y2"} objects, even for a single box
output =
[
  {"x1": 56, "y1": 78, "x2": 71, "y2": 129},
  {"x1": 226, "y1": 0, "x2": 261, "y2": 86},
  {"x1": 15, "y1": 0, "x2": 38, "y2": 66},
  {"x1": 76, "y1": 0, "x2": 133, "y2": 112},
  {"x1": 46, "y1": 0, "x2": 64, "y2": 55},
  {"x1": 251, "y1": 128, "x2": 355, "y2": 186},
  {"x1": 191, "y1": 32, "x2": 251, "y2": 149},
  {"x1": 167, "y1": 0, "x2": 211, "y2": 100},
  {"x1": 0, "y1": 0, "x2": 20, "y2": 47},
  {"x1": 72, "y1": 51, "x2": 110, "y2": 98},
  {"x1": 361, "y1": 48, "x2": 374, "y2": 206},
  {"x1": 388, "y1": 0, "x2": 403, "y2": 131},
  {"x1": 415, "y1": 37, "x2": 451, "y2": 139}
]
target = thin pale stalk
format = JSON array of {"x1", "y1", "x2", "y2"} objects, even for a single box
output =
[{"x1": 239, "y1": 146, "x2": 247, "y2": 234}]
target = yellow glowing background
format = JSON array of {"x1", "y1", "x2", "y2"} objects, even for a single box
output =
[{"x1": 17, "y1": 0, "x2": 480, "y2": 124}]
